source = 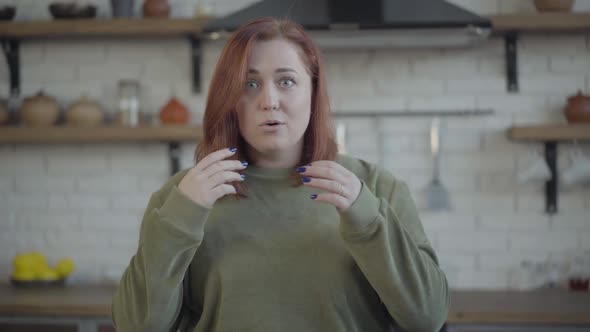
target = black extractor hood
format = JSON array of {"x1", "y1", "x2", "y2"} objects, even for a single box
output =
[{"x1": 202, "y1": 0, "x2": 492, "y2": 48}]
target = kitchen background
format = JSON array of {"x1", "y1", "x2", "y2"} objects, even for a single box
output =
[{"x1": 0, "y1": 0, "x2": 589, "y2": 291}]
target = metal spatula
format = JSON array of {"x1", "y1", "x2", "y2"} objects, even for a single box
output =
[{"x1": 425, "y1": 117, "x2": 451, "y2": 211}]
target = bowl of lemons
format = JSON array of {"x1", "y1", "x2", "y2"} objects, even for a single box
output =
[{"x1": 11, "y1": 252, "x2": 75, "y2": 287}]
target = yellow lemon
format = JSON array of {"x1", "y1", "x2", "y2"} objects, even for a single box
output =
[
  {"x1": 55, "y1": 258, "x2": 75, "y2": 278},
  {"x1": 12, "y1": 269, "x2": 36, "y2": 281},
  {"x1": 36, "y1": 267, "x2": 60, "y2": 281},
  {"x1": 13, "y1": 253, "x2": 37, "y2": 271},
  {"x1": 31, "y1": 252, "x2": 48, "y2": 267}
]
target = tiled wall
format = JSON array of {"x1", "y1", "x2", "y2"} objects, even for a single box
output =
[{"x1": 0, "y1": 0, "x2": 589, "y2": 288}]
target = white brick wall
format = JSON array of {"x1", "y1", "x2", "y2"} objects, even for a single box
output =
[{"x1": 0, "y1": 0, "x2": 590, "y2": 289}]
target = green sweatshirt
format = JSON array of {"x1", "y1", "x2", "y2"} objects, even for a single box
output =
[{"x1": 112, "y1": 154, "x2": 449, "y2": 332}]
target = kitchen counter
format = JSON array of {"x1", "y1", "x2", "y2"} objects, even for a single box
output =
[{"x1": 0, "y1": 284, "x2": 589, "y2": 324}]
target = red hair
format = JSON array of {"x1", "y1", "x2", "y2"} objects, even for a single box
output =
[{"x1": 195, "y1": 17, "x2": 338, "y2": 197}]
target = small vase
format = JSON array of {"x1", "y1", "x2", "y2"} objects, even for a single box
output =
[
  {"x1": 563, "y1": 90, "x2": 590, "y2": 123},
  {"x1": 111, "y1": 0, "x2": 135, "y2": 18},
  {"x1": 142, "y1": 0, "x2": 170, "y2": 18}
]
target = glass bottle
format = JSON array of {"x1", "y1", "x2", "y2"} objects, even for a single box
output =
[{"x1": 116, "y1": 80, "x2": 141, "y2": 127}]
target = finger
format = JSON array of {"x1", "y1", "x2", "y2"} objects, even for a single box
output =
[
  {"x1": 302, "y1": 160, "x2": 351, "y2": 177},
  {"x1": 208, "y1": 171, "x2": 245, "y2": 190},
  {"x1": 195, "y1": 147, "x2": 237, "y2": 172},
  {"x1": 211, "y1": 183, "x2": 238, "y2": 201},
  {"x1": 202, "y1": 159, "x2": 247, "y2": 179},
  {"x1": 302, "y1": 177, "x2": 345, "y2": 196},
  {"x1": 310, "y1": 193, "x2": 348, "y2": 210},
  {"x1": 299, "y1": 162, "x2": 349, "y2": 181}
]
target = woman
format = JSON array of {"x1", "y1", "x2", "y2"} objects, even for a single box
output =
[{"x1": 112, "y1": 17, "x2": 449, "y2": 332}]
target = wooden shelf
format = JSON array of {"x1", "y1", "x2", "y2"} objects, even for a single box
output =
[
  {"x1": 0, "y1": 125, "x2": 203, "y2": 144},
  {"x1": 509, "y1": 124, "x2": 590, "y2": 214},
  {"x1": 0, "y1": 17, "x2": 212, "y2": 39},
  {"x1": 508, "y1": 124, "x2": 590, "y2": 141},
  {"x1": 490, "y1": 13, "x2": 590, "y2": 32}
]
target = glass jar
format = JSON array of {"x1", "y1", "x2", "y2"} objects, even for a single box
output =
[{"x1": 115, "y1": 80, "x2": 141, "y2": 127}]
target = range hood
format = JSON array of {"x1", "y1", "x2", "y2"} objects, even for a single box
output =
[{"x1": 202, "y1": 0, "x2": 492, "y2": 48}]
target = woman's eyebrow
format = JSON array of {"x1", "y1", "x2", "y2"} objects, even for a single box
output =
[{"x1": 247, "y1": 68, "x2": 297, "y2": 74}]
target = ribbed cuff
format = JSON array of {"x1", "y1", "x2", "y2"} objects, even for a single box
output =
[
  {"x1": 159, "y1": 185, "x2": 211, "y2": 236},
  {"x1": 339, "y1": 180, "x2": 381, "y2": 236}
]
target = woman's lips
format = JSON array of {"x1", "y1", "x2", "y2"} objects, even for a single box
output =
[{"x1": 260, "y1": 123, "x2": 285, "y2": 131}]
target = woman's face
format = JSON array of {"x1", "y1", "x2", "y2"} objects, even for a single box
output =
[{"x1": 236, "y1": 38, "x2": 312, "y2": 159}]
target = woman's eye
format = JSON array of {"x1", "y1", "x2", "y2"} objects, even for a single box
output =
[
  {"x1": 247, "y1": 80, "x2": 258, "y2": 89},
  {"x1": 279, "y1": 78, "x2": 295, "y2": 88}
]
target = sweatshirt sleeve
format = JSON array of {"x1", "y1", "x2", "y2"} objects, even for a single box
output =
[
  {"x1": 112, "y1": 175, "x2": 211, "y2": 332},
  {"x1": 338, "y1": 170, "x2": 449, "y2": 332}
]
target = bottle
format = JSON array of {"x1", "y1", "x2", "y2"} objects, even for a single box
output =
[{"x1": 116, "y1": 80, "x2": 141, "y2": 127}]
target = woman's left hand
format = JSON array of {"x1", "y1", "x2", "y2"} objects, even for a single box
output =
[{"x1": 297, "y1": 161, "x2": 362, "y2": 211}]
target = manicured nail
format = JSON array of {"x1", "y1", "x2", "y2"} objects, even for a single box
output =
[
  {"x1": 296, "y1": 167, "x2": 306, "y2": 173},
  {"x1": 307, "y1": 163, "x2": 312, "y2": 166},
  {"x1": 302, "y1": 177, "x2": 311, "y2": 183},
  {"x1": 241, "y1": 174, "x2": 246, "y2": 179},
  {"x1": 229, "y1": 147, "x2": 237, "y2": 152},
  {"x1": 310, "y1": 194, "x2": 317, "y2": 199},
  {"x1": 242, "y1": 161, "x2": 249, "y2": 166}
]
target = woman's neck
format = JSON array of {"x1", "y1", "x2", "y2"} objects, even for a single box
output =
[{"x1": 248, "y1": 144, "x2": 303, "y2": 169}]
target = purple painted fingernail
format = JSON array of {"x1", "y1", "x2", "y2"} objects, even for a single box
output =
[
  {"x1": 296, "y1": 167, "x2": 306, "y2": 173},
  {"x1": 241, "y1": 174, "x2": 246, "y2": 179},
  {"x1": 310, "y1": 194, "x2": 317, "y2": 199},
  {"x1": 302, "y1": 177, "x2": 311, "y2": 183},
  {"x1": 229, "y1": 147, "x2": 237, "y2": 152}
]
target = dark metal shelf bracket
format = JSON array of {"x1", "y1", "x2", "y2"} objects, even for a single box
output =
[
  {"x1": 1, "y1": 39, "x2": 20, "y2": 99},
  {"x1": 544, "y1": 141, "x2": 558, "y2": 214},
  {"x1": 504, "y1": 32, "x2": 519, "y2": 93},
  {"x1": 189, "y1": 36, "x2": 202, "y2": 93},
  {"x1": 168, "y1": 141, "x2": 182, "y2": 176}
]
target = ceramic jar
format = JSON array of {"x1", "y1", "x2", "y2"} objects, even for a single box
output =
[
  {"x1": 19, "y1": 91, "x2": 60, "y2": 127},
  {"x1": 159, "y1": 96, "x2": 189, "y2": 125},
  {"x1": 564, "y1": 90, "x2": 590, "y2": 123},
  {"x1": 0, "y1": 98, "x2": 9, "y2": 125},
  {"x1": 142, "y1": 0, "x2": 170, "y2": 18},
  {"x1": 65, "y1": 96, "x2": 105, "y2": 127},
  {"x1": 534, "y1": 0, "x2": 575, "y2": 12}
]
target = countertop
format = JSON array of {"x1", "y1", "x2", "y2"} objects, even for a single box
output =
[{"x1": 0, "y1": 284, "x2": 589, "y2": 324}]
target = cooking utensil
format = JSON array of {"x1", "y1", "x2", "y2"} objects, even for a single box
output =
[{"x1": 425, "y1": 117, "x2": 451, "y2": 211}]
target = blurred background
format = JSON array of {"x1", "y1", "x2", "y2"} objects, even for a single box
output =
[{"x1": 0, "y1": 0, "x2": 589, "y2": 331}]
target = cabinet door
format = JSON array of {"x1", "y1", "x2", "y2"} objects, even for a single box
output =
[{"x1": 0, "y1": 323, "x2": 77, "y2": 332}]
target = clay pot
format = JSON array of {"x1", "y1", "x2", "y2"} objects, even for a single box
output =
[
  {"x1": 534, "y1": 0, "x2": 574, "y2": 12},
  {"x1": 159, "y1": 97, "x2": 189, "y2": 125},
  {"x1": 0, "y1": 99, "x2": 9, "y2": 125},
  {"x1": 19, "y1": 91, "x2": 60, "y2": 127},
  {"x1": 142, "y1": 0, "x2": 170, "y2": 18},
  {"x1": 65, "y1": 96, "x2": 105, "y2": 127},
  {"x1": 564, "y1": 90, "x2": 590, "y2": 123}
]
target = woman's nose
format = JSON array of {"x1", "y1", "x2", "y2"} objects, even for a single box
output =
[{"x1": 258, "y1": 84, "x2": 279, "y2": 111}]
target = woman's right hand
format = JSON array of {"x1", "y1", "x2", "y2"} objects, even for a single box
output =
[{"x1": 178, "y1": 147, "x2": 247, "y2": 209}]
